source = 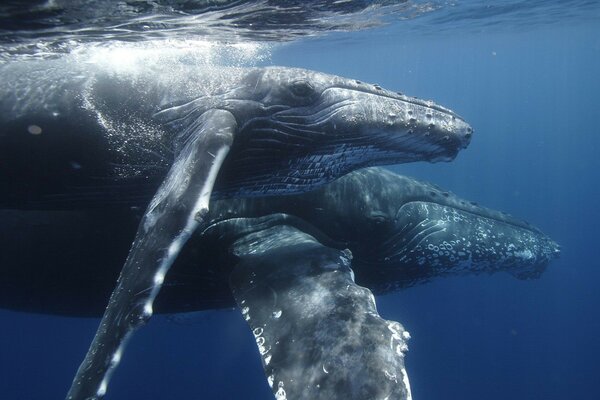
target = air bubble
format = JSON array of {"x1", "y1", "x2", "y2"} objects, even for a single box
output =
[
  {"x1": 28, "y1": 125, "x2": 42, "y2": 135},
  {"x1": 70, "y1": 161, "x2": 82, "y2": 170}
]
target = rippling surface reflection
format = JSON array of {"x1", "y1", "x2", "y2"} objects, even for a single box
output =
[{"x1": 2, "y1": 0, "x2": 599, "y2": 61}]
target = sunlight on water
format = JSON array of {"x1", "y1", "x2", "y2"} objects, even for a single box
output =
[
  {"x1": 75, "y1": 40, "x2": 271, "y2": 70},
  {"x1": 2, "y1": 1, "x2": 598, "y2": 63}
]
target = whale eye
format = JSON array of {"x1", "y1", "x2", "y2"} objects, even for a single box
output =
[{"x1": 290, "y1": 80, "x2": 315, "y2": 98}]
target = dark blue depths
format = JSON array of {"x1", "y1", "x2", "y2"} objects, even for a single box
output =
[{"x1": 1, "y1": 21, "x2": 599, "y2": 400}]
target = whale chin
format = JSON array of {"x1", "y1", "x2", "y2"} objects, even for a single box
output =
[{"x1": 360, "y1": 200, "x2": 560, "y2": 292}]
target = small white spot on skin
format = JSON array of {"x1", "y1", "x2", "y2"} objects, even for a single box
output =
[
  {"x1": 396, "y1": 343, "x2": 408, "y2": 354},
  {"x1": 111, "y1": 349, "x2": 122, "y2": 366},
  {"x1": 264, "y1": 355, "x2": 272, "y2": 365},
  {"x1": 153, "y1": 271, "x2": 165, "y2": 285},
  {"x1": 384, "y1": 370, "x2": 398, "y2": 383},
  {"x1": 195, "y1": 147, "x2": 229, "y2": 222},
  {"x1": 27, "y1": 125, "x2": 42, "y2": 135},
  {"x1": 97, "y1": 380, "x2": 107, "y2": 397},
  {"x1": 275, "y1": 382, "x2": 287, "y2": 400},
  {"x1": 93, "y1": 332, "x2": 132, "y2": 398},
  {"x1": 267, "y1": 375, "x2": 274, "y2": 388},
  {"x1": 167, "y1": 240, "x2": 182, "y2": 258},
  {"x1": 143, "y1": 302, "x2": 153, "y2": 317}
]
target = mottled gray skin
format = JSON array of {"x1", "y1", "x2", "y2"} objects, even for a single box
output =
[
  {"x1": 1, "y1": 57, "x2": 472, "y2": 400},
  {"x1": 207, "y1": 167, "x2": 561, "y2": 291},
  {"x1": 227, "y1": 223, "x2": 412, "y2": 400}
]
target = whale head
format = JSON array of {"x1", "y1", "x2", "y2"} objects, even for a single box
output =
[
  {"x1": 215, "y1": 67, "x2": 473, "y2": 196},
  {"x1": 314, "y1": 168, "x2": 561, "y2": 291}
]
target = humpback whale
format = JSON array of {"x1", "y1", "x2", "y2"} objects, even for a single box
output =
[
  {"x1": 0, "y1": 168, "x2": 559, "y2": 399},
  {"x1": 0, "y1": 168, "x2": 559, "y2": 317},
  {"x1": 0, "y1": 58, "x2": 472, "y2": 400}
]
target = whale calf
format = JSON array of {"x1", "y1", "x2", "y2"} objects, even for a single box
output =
[
  {"x1": 0, "y1": 167, "x2": 558, "y2": 400},
  {"x1": 0, "y1": 57, "x2": 472, "y2": 399},
  {"x1": 0, "y1": 168, "x2": 558, "y2": 317}
]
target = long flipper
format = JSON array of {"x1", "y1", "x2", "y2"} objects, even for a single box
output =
[
  {"x1": 66, "y1": 109, "x2": 236, "y2": 400},
  {"x1": 228, "y1": 222, "x2": 413, "y2": 400}
]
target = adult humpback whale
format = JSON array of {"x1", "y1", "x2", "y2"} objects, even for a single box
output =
[{"x1": 0, "y1": 58, "x2": 472, "y2": 400}]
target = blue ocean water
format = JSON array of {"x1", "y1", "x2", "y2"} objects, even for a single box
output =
[{"x1": 1, "y1": 2, "x2": 599, "y2": 399}]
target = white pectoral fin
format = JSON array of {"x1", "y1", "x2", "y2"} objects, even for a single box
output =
[{"x1": 66, "y1": 109, "x2": 236, "y2": 400}]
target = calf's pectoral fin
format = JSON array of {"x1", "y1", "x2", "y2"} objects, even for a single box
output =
[
  {"x1": 66, "y1": 109, "x2": 236, "y2": 400},
  {"x1": 229, "y1": 222, "x2": 413, "y2": 400}
]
